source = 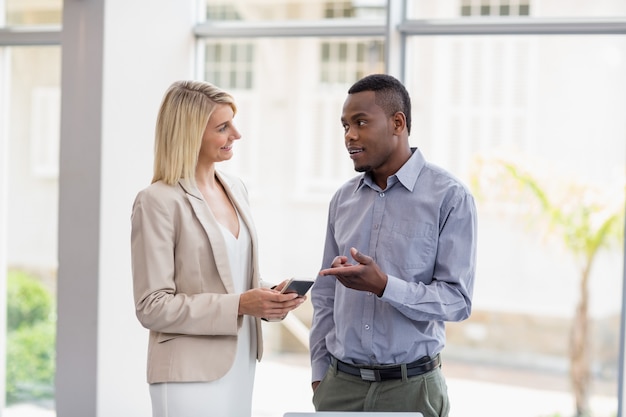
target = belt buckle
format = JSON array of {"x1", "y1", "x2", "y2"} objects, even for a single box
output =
[{"x1": 359, "y1": 368, "x2": 381, "y2": 382}]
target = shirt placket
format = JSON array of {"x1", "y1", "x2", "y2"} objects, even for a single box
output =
[{"x1": 361, "y1": 189, "x2": 386, "y2": 360}]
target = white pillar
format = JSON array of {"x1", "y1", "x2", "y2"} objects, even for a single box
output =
[
  {"x1": 56, "y1": 1, "x2": 104, "y2": 415},
  {"x1": 385, "y1": 0, "x2": 407, "y2": 81}
]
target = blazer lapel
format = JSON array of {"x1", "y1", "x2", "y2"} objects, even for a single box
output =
[{"x1": 178, "y1": 180, "x2": 236, "y2": 294}]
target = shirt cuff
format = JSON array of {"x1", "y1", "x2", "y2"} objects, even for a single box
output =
[
  {"x1": 312, "y1": 360, "x2": 330, "y2": 383},
  {"x1": 379, "y1": 274, "x2": 405, "y2": 303}
]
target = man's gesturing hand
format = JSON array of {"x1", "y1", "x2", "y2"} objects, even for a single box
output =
[{"x1": 318, "y1": 247, "x2": 387, "y2": 296}]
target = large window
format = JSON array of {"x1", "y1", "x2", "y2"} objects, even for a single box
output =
[
  {"x1": 1, "y1": 1, "x2": 62, "y2": 416},
  {"x1": 0, "y1": 47, "x2": 60, "y2": 416},
  {"x1": 406, "y1": 34, "x2": 625, "y2": 416},
  {"x1": 195, "y1": 2, "x2": 626, "y2": 417},
  {"x1": 197, "y1": 36, "x2": 383, "y2": 202},
  {"x1": 0, "y1": 45, "x2": 61, "y2": 417}
]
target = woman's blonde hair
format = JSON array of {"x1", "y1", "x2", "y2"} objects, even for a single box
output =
[{"x1": 151, "y1": 80, "x2": 237, "y2": 185}]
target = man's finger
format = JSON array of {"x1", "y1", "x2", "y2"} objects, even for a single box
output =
[{"x1": 350, "y1": 247, "x2": 371, "y2": 265}]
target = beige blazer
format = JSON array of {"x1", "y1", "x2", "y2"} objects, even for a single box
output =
[{"x1": 131, "y1": 171, "x2": 263, "y2": 383}]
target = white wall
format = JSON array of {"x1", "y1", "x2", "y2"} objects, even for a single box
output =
[{"x1": 98, "y1": 1, "x2": 196, "y2": 416}]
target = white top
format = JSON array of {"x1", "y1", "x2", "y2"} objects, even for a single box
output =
[{"x1": 211, "y1": 213, "x2": 257, "y2": 414}]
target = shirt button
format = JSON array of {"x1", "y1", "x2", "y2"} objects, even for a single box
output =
[
  {"x1": 373, "y1": 224, "x2": 379, "y2": 230},
  {"x1": 367, "y1": 292, "x2": 372, "y2": 296},
  {"x1": 364, "y1": 324, "x2": 370, "y2": 330},
  {"x1": 379, "y1": 192, "x2": 385, "y2": 197}
]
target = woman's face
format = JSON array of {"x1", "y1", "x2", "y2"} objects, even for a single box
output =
[{"x1": 198, "y1": 104, "x2": 241, "y2": 165}]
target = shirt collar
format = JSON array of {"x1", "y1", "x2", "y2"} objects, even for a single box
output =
[{"x1": 355, "y1": 147, "x2": 425, "y2": 193}]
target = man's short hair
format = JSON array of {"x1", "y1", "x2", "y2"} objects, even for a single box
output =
[{"x1": 348, "y1": 74, "x2": 412, "y2": 135}]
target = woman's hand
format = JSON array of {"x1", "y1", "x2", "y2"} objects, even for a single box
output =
[
  {"x1": 238, "y1": 287, "x2": 306, "y2": 320},
  {"x1": 272, "y1": 279, "x2": 291, "y2": 293}
]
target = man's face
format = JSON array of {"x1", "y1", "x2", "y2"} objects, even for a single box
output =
[{"x1": 341, "y1": 90, "x2": 397, "y2": 174}]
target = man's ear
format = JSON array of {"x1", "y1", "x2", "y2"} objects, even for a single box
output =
[{"x1": 392, "y1": 112, "x2": 407, "y2": 134}]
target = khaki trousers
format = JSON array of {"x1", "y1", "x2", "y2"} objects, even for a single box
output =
[{"x1": 312, "y1": 358, "x2": 450, "y2": 417}]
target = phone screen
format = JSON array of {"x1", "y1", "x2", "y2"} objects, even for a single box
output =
[{"x1": 280, "y1": 279, "x2": 314, "y2": 297}]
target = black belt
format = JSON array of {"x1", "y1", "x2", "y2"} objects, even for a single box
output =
[{"x1": 335, "y1": 354, "x2": 441, "y2": 382}]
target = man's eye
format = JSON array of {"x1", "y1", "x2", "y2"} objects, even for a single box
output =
[{"x1": 357, "y1": 120, "x2": 366, "y2": 126}]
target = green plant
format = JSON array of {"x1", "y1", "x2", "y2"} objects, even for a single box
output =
[
  {"x1": 5, "y1": 270, "x2": 56, "y2": 405},
  {"x1": 472, "y1": 155, "x2": 625, "y2": 417},
  {"x1": 7, "y1": 270, "x2": 52, "y2": 331},
  {"x1": 5, "y1": 320, "x2": 56, "y2": 404}
]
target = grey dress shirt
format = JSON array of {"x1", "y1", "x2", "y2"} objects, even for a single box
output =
[{"x1": 310, "y1": 148, "x2": 478, "y2": 383}]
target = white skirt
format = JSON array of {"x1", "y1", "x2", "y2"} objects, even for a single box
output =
[{"x1": 149, "y1": 315, "x2": 257, "y2": 417}]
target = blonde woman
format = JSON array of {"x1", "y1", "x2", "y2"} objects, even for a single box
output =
[{"x1": 131, "y1": 80, "x2": 304, "y2": 417}]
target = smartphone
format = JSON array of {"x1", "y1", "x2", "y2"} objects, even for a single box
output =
[
  {"x1": 262, "y1": 279, "x2": 314, "y2": 322},
  {"x1": 280, "y1": 278, "x2": 315, "y2": 297}
]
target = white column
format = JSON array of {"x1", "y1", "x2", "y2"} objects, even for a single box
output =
[
  {"x1": 385, "y1": 0, "x2": 407, "y2": 81},
  {"x1": 56, "y1": 0, "x2": 105, "y2": 414}
]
